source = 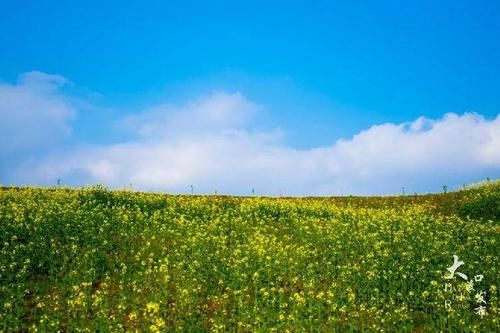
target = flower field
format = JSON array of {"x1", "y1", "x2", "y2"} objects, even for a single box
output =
[{"x1": 0, "y1": 183, "x2": 498, "y2": 332}]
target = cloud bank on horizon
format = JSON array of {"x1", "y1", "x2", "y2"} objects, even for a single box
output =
[{"x1": 1, "y1": 71, "x2": 499, "y2": 195}]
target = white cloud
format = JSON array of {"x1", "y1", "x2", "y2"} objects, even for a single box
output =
[
  {"x1": 0, "y1": 71, "x2": 76, "y2": 154},
  {"x1": 119, "y1": 91, "x2": 260, "y2": 139},
  {"x1": 11, "y1": 88, "x2": 500, "y2": 195},
  {"x1": 2, "y1": 72, "x2": 498, "y2": 194}
]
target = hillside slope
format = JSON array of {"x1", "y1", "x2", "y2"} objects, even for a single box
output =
[{"x1": 0, "y1": 183, "x2": 498, "y2": 332}]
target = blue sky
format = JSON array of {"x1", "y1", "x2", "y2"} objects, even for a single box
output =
[{"x1": 1, "y1": 1, "x2": 499, "y2": 194}]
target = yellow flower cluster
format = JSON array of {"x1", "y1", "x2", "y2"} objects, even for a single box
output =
[{"x1": 0, "y1": 183, "x2": 498, "y2": 331}]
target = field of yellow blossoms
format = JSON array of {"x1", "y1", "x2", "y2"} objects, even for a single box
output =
[{"x1": 0, "y1": 182, "x2": 498, "y2": 332}]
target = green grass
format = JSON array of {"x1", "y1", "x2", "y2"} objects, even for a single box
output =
[{"x1": 0, "y1": 182, "x2": 498, "y2": 332}]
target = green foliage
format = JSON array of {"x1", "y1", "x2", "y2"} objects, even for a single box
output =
[
  {"x1": 457, "y1": 180, "x2": 500, "y2": 221},
  {"x1": 0, "y1": 184, "x2": 498, "y2": 332}
]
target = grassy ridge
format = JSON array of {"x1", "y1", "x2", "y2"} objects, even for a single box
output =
[{"x1": 0, "y1": 183, "x2": 498, "y2": 332}]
